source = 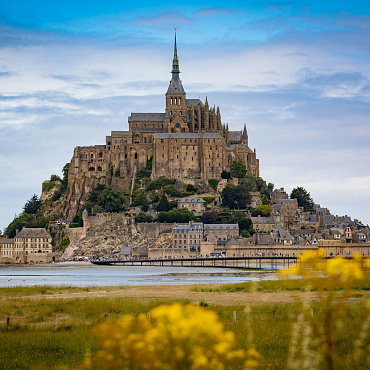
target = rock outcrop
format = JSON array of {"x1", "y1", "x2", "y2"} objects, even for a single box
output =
[{"x1": 62, "y1": 214, "x2": 173, "y2": 259}]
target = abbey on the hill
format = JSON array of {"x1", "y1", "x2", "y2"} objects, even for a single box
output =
[{"x1": 71, "y1": 31, "x2": 259, "y2": 185}]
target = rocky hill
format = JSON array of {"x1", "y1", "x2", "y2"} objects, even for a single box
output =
[{"x1": 63, "y1": 214, "x2": 173, "y2": 259}]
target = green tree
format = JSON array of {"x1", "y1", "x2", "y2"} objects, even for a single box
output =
[
  {"x1": 231, "y1": 161, "x2": 247, "y2": 178},
  {"x1": 156, "y1": 194, "x2": 170, "y2": 212},
  {"x1": 201, "y1": 210, "x2": 218, "y2": 224},
  {"x1": 60, "y1": 163, "x2": 70, "y2": 192},
  {"x1": 23, "y1": 194, "x2": 42, "y2": 215},
  {"x1": 146, "y1": 177, "x2": 176, "y2": 191},
  {"x1": 50, "y1": 174, "x2": 61, "y2": 181},
  {"x1": 98, "y1": 186, "x2": 125, "y2": 212},
  {"x1": 221, "y1": 184, "x2": 251, "y2": 209},
  {"x1": 228, "y1": 211, "x2": 252, "y2": 230},
  {"x1": 208, "y1": 179, "x2": 219, "y2": 192},
  {"x1": 5, "y1": 214, "x2": 29, "y2": 238},
  {"x1": 254, "y1": 204, "x2": 270, "y2": 217},
  {"x1": 135, "y1": 212, "x2": 153, "y2": 223},
  {"x1": 163, "y1": 185, "x2": 184, "y2": 197},
  {"x1": 221, "y1": 170, "x2": 231, "y2": 179},
  {"x1": 185, "y1": 184, "x2": 197, "y2": 193},
  {"x1": 291, "y1": 186, "x2": 315, "y2": 211},
  {"x1": 72, "y1": 214, "x2": 84, "y2": 227},
  {"x1": 157, "y1": 208, "x2": 194, "y2": 223},
  {"x1": 136, "y1": 156, "x2": 153, "y2": 180}
]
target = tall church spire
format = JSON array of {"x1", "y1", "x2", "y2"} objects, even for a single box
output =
[
  {"x1": 167, "y1": 28, "x2": 185, "y2": 95},
  {"x1": 172, "y1": 28, "x2": 180, "y2": 73}
]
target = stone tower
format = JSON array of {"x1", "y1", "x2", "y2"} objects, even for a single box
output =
[{"x1": 165, "y1": 29, "x2": 188, "y2": 133}]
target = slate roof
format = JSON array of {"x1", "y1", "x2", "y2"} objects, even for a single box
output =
[
  {"x1": 251, "y1": 217, "x2": 275, "y2": 224},
  {"x1": 325, "y1": 215, "x2": 334, "y2": 224},
  {"x1": 167, "y1": 75, "x2": 186, "y2": 94},
  {"x1": 15, "y1": 228, "x2": 51, "y2": 239},
  {"x1": 279, "y1": 199, "x2": 295, "y2": 205},
  {"x1": 128, "y1": 113, "x2": 166, "y2": 121},
  {"x1": 111, "y1": 131, "x2": 130, "y2": 136},
  {"x1": 186, "y1": 99, "x2": 203, "y2": 107},
  {"x1": 189, "y1": 222, "x2": 203, "y2": 232},
  {"x1": 178, "y1": 198, "x2": 206, "y2": 203},
  {"x1": 258, "y1": 234, "x2": 271, "y2": 245},
  {"x1": 204, "y1": 224, "x2": 239, "y2": 229},
  {"x1": 203, "y1": 133, "x2": 224, "y2": 139},
  {"x1": 155, "y1": 133, "x2": 223, "y2": 140},
  {"x1": 271, "y1": 204, "x2": 282, "y2": 213},
  {"x1": 229, "y1": 131, "x2": 242, "y2": 143},
  {"x1": 279, "y1": 229, "x2": 294, "y2": 240},
  {"x1": 0, "y1": 238, "x2": 14, "y2": 244},
  {"x1": 131, "y1": 128, "x2": 164, "y2": 133},
  {"x1": 309, "y1": 215, "x2": 317, "y2": 223}
]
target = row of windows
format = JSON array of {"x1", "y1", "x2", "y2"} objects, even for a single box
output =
[
  {"x1": 134, "y1": 123, "x2": 164, "y2": 129},
  {"x1": 80, "y1": 152, "x2": 104, "y2": 159},
  {"x1": 174, "y1": 234, "x2": 202, "y2": 239},
  {"x1": 170, "y1": 97, "x2": 182, "y2": 105}
]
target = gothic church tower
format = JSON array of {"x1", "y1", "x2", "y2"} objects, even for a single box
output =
[{"x1": 165, "y1": 29, "x2": 188, "y2": 133}]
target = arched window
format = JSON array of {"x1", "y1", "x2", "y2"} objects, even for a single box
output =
[
  {"x1": 171, "y1": 98, "x2": 173, "y2": 104},
  {"x1": 179, "y1": 97, "x2": 181, "y2": 105},
  {"x1": 90, "y1": 153, "x2": 94, "y2": 159},
  {"x1": 97, "y1": 166, "x2": 102, "y2": 171},
  {"x1": 134, "y1": 153, "x2": 138, "y2": 159},
  {"x1": 175, "y1": 97, "x2": 177, "y2": 105},
  {"x1": 89, "y1": 167, "x2": 95, "y2": 171},
  {"x1": 99, "y1": 152, "x2": 103, "y2": 158}
]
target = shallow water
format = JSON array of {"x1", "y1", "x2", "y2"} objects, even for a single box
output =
[{"x1": 0, "y1": 262, "x2": 277, "y2": 287}]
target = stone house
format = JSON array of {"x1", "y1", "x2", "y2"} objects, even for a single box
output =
[
  {"x1": 271, "y1": 204, "x2": 285, "y2": 229},
  {"x1": 271, "y1": 188, "x2": 288, "y2": 204},
  {"x1": 177, "y1": 198, "x2": 206, "y2": 215},
  {"x1": 204, "y1": 224, "x2": 239, "y2": 245},
  {"x1": 251, "y1": 216, "x2": 275, "y2": 233},
  {"x1": 250, "y1": 191, "x2": 262, "y2": 208},
  {"x1": 0, "y1": 228, "x2": 53, "y2": 263},
  {"x1": 271, "y1": 229, "x2": 294, "y2": 245},
  {"x1": 0, "y1": 239, "x2": 15, "y2": 260},
  {"x1": 172, "y1": 222, "x2": 203, "y2": 253}
]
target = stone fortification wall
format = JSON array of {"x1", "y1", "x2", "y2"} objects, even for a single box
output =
[
  {"x1": 209, "y1": 243, "x2": 370, "y2": 257},
  {"x1": 148, "y1": 248, "x2": 200, "y2": 259},
  {"x1": 66, "y1": 227, "x2": 85, "y2": 243},
  {"x1": 136, "y1": 223, "x2": 176, "y2": 239}
]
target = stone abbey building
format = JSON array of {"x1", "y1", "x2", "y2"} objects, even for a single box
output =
[{"x1": 69, "y1": 32, "x2": 259, "y2": 196}]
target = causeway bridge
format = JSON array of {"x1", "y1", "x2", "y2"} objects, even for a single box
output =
[{"x1": 91, "y1": 256, "x2": 298, "y2": 270}]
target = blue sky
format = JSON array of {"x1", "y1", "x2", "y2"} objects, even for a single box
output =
[{"x1": 0, "y1": 0, "x2": 369, "y2": 231}]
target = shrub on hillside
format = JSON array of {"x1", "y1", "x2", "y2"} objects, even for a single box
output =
[
  {"x1": 146, "y1": 177, "x2": 176, "y2": 191},
  {"x1": 208, "y1": 179, "x2": 219, "y2": 191}
]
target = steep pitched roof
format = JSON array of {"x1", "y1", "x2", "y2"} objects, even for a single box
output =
[
  {"x1": 186, "y1": 99, "x2": 203, "y2": 107},
  {"x1": 251, "y1": 217, "x2": 275, "y2": 224},
  {"x1": 128, "y1": 113, "x2": 166, "y2": 121},
  {"x1": 15, "y1": 228, "x2": 51, "y2": 239},
  {"x1": 178, "y1": 198, "x2": 206, "y2": 203},
  {"x1": 229, "y1": 131, "x2": 242, "y2": 142}
]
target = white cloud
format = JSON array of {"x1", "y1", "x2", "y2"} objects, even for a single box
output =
[{"x1": 0, "y1": 14, "x2": 369, "y2": 231}]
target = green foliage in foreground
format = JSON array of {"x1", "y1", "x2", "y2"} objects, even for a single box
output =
[
  {"x1": 0, "y1": 289, "x2": 368, "y2": 369},
  {"x1": 192, "y1": 277, "x2": 370, "y2": 293}
]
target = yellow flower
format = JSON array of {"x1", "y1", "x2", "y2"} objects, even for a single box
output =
[{"x1": 81, "y1": 303, "x2": 254, "y2": 370}]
